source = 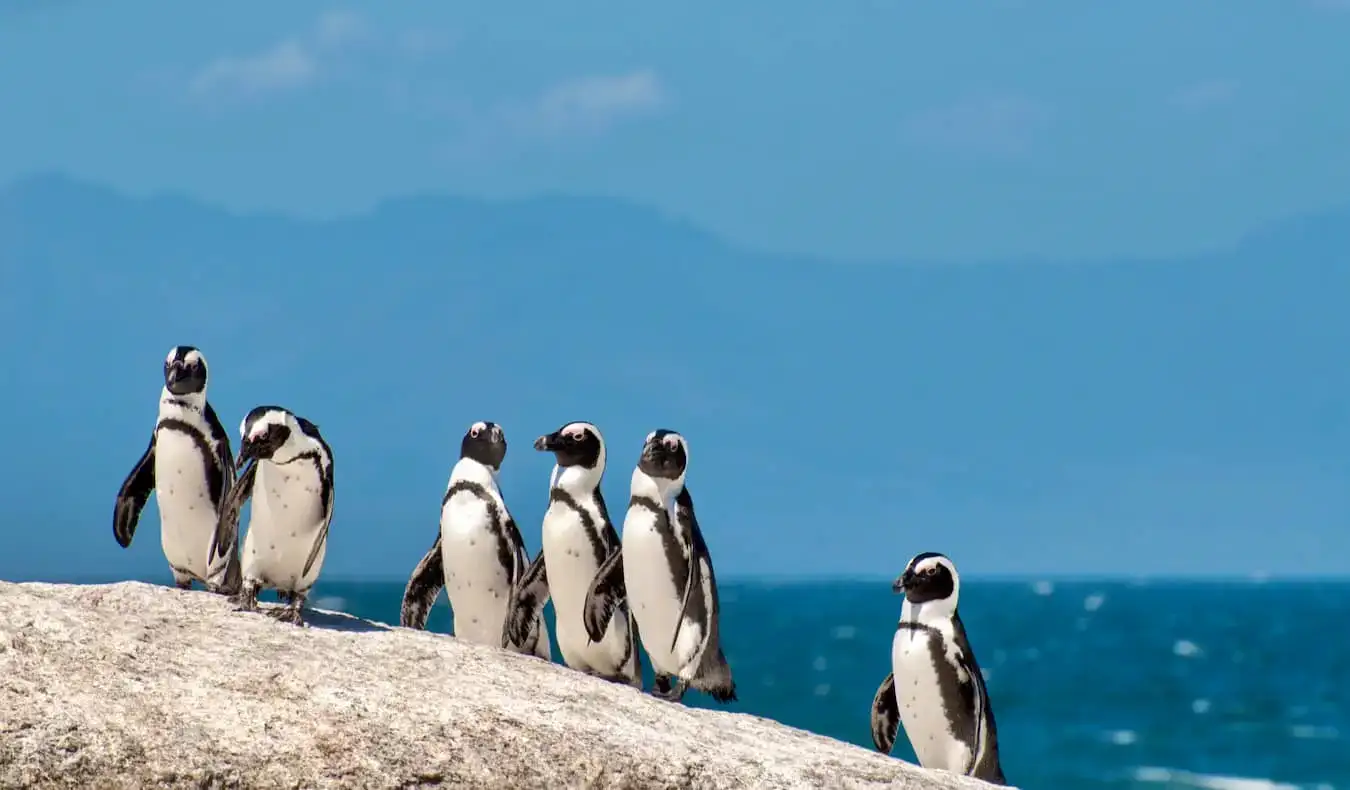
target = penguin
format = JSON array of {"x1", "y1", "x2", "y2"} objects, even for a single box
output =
[
  {"x1": 210, "y1": 405, "x2": 335, "y2": 627},
  {"x1": 503, "y1": 421, "x2": 641, "y2": 686},
  {"x1": 400, "y1": 421, "x2": 551, "y2": 660},
  {"x1": 583, "y1": 429, "x2": 736, "y2": 704},
  {"x1": 112, "y1": 345, "x2": 241, "y2": 595},
  {"x1": 870, "y1": 551, "x2": 1008, "y2": 785}
]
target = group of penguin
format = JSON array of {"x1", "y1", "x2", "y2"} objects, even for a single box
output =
[{"x1": 109, "y1": 345, "x2": 1009, "y2": 785}]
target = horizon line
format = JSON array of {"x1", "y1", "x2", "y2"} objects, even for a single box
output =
[
  {"x1": 13, "y1": 571, "x2": 1350, "y2": 586},
  {"x1": 1, "y1": 169, "x2": 1332, "y2": 269}
]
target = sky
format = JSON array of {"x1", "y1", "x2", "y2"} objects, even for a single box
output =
[
  {"x1": 3, "y1": 1, "x2": 1350, "y2": 262},
  {"x1": 1, "y1": 2, "x2": 1348, "y2": 583}
]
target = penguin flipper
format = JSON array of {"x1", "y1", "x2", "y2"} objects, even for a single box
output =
[
  {"x1": 503, "y1": 515, "x2": 528, "y2": 585},
  {"x1": 582, "y1": 547, "x2": 625, "y2": 644},
  {"x1": 870, "y1": 672, "x2": 901, "y2": 754},
  {"x1": 113, "y1": 433, "x2": 157, "y2": 548},
  {"x1": 400, "y1": 533, "x2": 445, "y2": 630},
  {"x1": 300, "y1": 464, "x2": 335, "y2": 579},
  {"x1": 504, "y1": 552, "x2": 550, "y2": 648},
  {"x1": 211, "y1": 459, "x2": 257, "y2": 568},
  {"x1": 668, "y1": 487, "x2": 708, "y2": 665}
]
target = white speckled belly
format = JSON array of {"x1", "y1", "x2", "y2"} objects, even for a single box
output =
[
  {"x1": 540, "y1": 501, "x2": 632, "y2": 673},
  {"x1": 622, "y1": 507, "x2": 699, "y2": 676},
  {"x1": 440, "y1": 493, "x2": 513, "y2": 647},
  {"x1": 241, "y1": 460, "x2": 327, "y2": 592},
  {"x1": 153, "y1": 428, "x2": 223, "y2": 581},
  {"x1": 892, "y1": 627, "x2": 972, "y2": 773}
]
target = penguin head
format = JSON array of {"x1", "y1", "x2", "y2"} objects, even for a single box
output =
[
  {"x1": 461, "y1": 421, "x2": 506, "y2": 470},
  {"x1": 163, "y1": 345, "x2": 208, "y2": 397},
  {"x1": 637, "y1": 429, "x2": 689, "y2": 482},
  {"x1": 534, "y1": 422, "x2": 604, "y2": 470},
  {"x1": 236, "y1": 405, "x2": 304, "y2": 467},
  {"x1": 894, "y1": 551, "x2": 960, "y2": 609}
]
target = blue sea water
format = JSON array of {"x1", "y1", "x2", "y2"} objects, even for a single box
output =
[{"x1": 84, "y1": 576, "x2": 1350, "y2": 789}]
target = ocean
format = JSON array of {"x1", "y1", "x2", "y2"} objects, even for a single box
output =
[{"x1": 101, "y1": 576, "x2": 1350, "y2": 789}]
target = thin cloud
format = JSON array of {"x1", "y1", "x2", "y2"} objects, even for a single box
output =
[
  {"x1": 902, "y1": 96, "x2": 1051, "y2": 158},
  {"x1": 187, "y1": 10, "x2": 434, "y2": 105},
  {"x1": 1171, "y1": 79, "x2": 1239, "y2": 110},
  {"x1": 513, "y1": 71, "x2": 667, "y2": 137},
  {"x1": 435, "y1": 70, "x2": 668, "y2": 159},
  {"x1": 189, "y1": 40, "x2": 319, "y2": 100}
]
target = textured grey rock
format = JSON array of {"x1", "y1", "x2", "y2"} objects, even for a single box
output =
[{"x1": 0, "y1": 581, "x2": 997, "y2": 789}]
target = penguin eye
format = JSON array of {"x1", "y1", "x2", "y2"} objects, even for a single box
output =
[
  {"x1": 470, "y1": 426, "x2": 481, "y2": 438},
  {"x1": 664, "y1": 437, "x2": 680, "y2": 451},
  {"x1": 924, "y1": 566, "x2": 939, "y2": 577}
]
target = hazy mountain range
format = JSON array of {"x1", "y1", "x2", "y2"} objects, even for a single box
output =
[{"x1": 1, "y1": 173, "x2": 1346, "y2": 582}]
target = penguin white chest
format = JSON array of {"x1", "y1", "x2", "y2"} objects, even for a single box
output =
[
  {"x1": 539, "y1": 501, "x2": 603, "y2": 620},
  {"x1": 439, "y1": 492, "x2": 513, "y2": 646},
  {"x1": 539, "y1": 498, "x2": 629, "y2": 671},
  {"x1": 621, "y1": 506, "x2": 691, "y2": 674},
  {"x1": 891, "y1": 626, "x2": 974, "y2": 774},
  {"x1": 152, "y1": 426, "x2": 220, "y2": 578},
  {"x1": 242, "y1": 460, "x2": 328, "y2": 591}
]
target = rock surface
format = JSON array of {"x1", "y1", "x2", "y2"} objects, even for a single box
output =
[{"x1": 0, "y1": 581, "x2": 997, "y2": 789}]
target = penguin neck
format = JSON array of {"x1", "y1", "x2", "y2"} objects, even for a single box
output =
[
  {"x1": 901, "y1": 595, "x2": 958, "y2": 627},
  {"x1": 630, "y1": 467, "x2": 684, "y2": 506},
  {"x1": 268, "y1": 434, "x2": 317, "y2": 466},
  {"x1": 451, "y1": 456, "x2": 499, "y2": 488},
  {"x1": 551, "y1": 462, "x2": 601, "y2": 495},
  {"x1": 160, "y1": 387, "x2": 205, "y2": 414}
]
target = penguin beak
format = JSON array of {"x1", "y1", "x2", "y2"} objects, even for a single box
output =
[
  {"x1": 534, "y1": 432, "x2": 560, "y2": 452},
  {"x1": 891, "y1": 572, "x2": 910, "y2": 594},
  {"x1": 235, "y1": 435, "x2": 271, "y2": 468}
]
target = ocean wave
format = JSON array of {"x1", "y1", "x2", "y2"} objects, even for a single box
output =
[
  {"x1": 311, "y1": 595, "x2": 347, "y2": 612},
  {"x1": 1132, "y1": 766, "x2": 1303, "y2": 789}
]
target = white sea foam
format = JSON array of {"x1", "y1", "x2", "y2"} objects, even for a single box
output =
[
  {"x1": 830, "y1": 625, "x2": 856, "y2": 641},
  {"x1": 1083, "y1": 593, "x2": 1105, "y2": 612},
  {"x1": 812, "y1": 683, "x2": 830, "y2": 697},
  {"x1": 811, "y1": 656, "x2": 828, "y2": 672},
  {"x1": 1192, "y1": 698, "x2": 1212, "y2": 714},
  {"x1": 311, "y1": 596, "x2": 347, "y2": 612},
  {"x1": 1105, "y1": 729, "x2": 1137, "y2": 745},
  {"x1": 1173, "y1": 639, "x2": 1202, "y2": 658},
  {"x1": 1290, "y1": 724, "x2": 1339, "y2": 740},
  {"x1": 1132, "y1": 766, "x2": 1301, "y2": 789},
  {"x1": 1032, "y1": 580, "x2": 1054, "y2": 596}
]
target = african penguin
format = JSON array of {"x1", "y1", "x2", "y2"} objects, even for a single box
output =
[
  {"x1": 400, "y1": 421, "x2": 551, "y2": 660},
  {"x1": 584, "y1": 429, "x2": 736, "y2": 704},
  {"x1": 503, "y1": 421, "x2": 641, "y2": 686},
  {"x1": 112, "y1": 345, "x2": 241, "y2": 595},
  {"x1": 211, "y1": 405, "x2": 335, "y2": 627},
  {"x1": 870, "y1": 551, "x2": 1007, "y2": 784}
]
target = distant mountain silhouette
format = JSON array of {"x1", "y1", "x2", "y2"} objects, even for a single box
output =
[{"x1": 1, "y1": 173, "x2": 1346, "y2": 580}]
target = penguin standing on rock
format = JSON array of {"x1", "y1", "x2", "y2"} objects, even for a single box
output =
[
  {"x1": 112, "y1": 345, "x2": 241, "y2": 595},
  {"x1": 401, "y1": 421, "x2": 551, "y2": 659},
  {"x1": 585, "y1": 429, "x2": 736, "y2": 704},
  {"x1": 211, "y1": 405, "x2": 335, "y2": 627},
  {"x1": 504, "y1": 421, "x2": 641, "y2": 686},
  {"x1": 870, "y1": 551, "x2": 1008, "y2": 785}
]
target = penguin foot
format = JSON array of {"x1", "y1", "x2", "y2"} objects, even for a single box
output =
[
  {"x1": 652, "y1": 674, "x2": 689, "y2": 703},
  {"x1": 267, "y1": 606, "x2": 305, "y2": 627}
]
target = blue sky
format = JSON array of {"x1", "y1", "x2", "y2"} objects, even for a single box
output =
[
  {"x1": 3, "y1": 1, "x2": 1350, "y2": 261},
  {"x1": 1, "y1": 3, "x2": 1348, "y2": 582}
]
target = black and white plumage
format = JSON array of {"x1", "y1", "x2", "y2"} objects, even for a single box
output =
[
  {"x1": 870, "y1": 552, "x2": 1007, "y2": 785},
  {"x1": 212, "y1": 405, "x2": 334, "y2": 627},
  {"x1": 503, "y1": 421, "x2": 640, "y2": 686},
  {"x1": 112, "y1": 345, "x2": 241, "y2": 595},
  {"x1": 400, "y1": 421, "x2": 551, "y2": 660},
  {"x1": 584, "y1": 429, "x2": 736, "y2": 704}
]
